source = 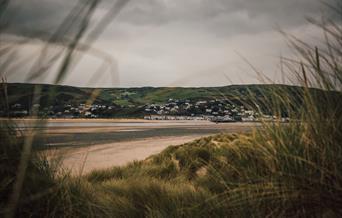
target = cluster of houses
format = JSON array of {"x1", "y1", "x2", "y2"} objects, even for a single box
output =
[
  {"x1": 50, "y1": 103, "x2": 116, "y2": 118},
  {"x1": 1, "y1": 103, "x2": 117, "y2": 118},
  {"x1": 2, "y1": 98, "x2": 289, "y2": 122},
  {"x1": 143, "y1": 98, "x2": 257, "y2": 122}
]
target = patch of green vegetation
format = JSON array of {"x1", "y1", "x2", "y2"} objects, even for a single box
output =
[
  {"x1": 140, "y1": 87, "x2": 208, "y2": 103},
  {"x1": 113, "y1": 99, "x2": 131, "y2": 106}
]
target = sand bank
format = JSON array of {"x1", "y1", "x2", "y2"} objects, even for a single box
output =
[{"x1": 49, "y1": 135, "x2": 208, "y2": 175}]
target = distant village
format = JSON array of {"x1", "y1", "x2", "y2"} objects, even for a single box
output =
[
  {"x1": 2, "y1": 103, "x2": 118, "y2": 119},
  {"x1": 1, "y1": 98, "x2": 288, "y2": 122},
  {"x1": 143, "y1": 98, "x2": 257, "y2": 122}
]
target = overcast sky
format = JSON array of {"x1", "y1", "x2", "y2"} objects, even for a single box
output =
[{"x1": 2, "y1": 0, "x2": 340, "y2": 87}]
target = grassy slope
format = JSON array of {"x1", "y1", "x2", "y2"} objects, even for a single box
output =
[
  {"x1": 61, "y1": 125, "x2": 342, "y2": 217},
  {"x1": 4, "y1": 83, "x2": 339, "y2": 119},
  {"x1": 2, "y1": 127, "x2": 342, "y2": 217},
  {"x1": 3, "y1": 83, "x2": 301, "y2": 108}
]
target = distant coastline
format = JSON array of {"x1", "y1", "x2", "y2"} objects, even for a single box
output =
[{"x1": 1, "y1": 117, "x2": 151, "y2": 122}]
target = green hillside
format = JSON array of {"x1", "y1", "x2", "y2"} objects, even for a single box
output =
[
  {"x1": 1, "y1": 83, "x2": 299, "y2": 107},
  {"x1": 1, "y1": 83, "x2": 340, "y2": 119}
]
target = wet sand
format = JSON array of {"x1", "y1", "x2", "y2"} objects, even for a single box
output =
[{"x1": 25, "y1": 120, "x2": 257, "y2": 147}]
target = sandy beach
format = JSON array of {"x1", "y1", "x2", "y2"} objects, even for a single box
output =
[
  {"x1": 9, "y1": 119, "x2": 258, "y2": 174},
  {"x1": 48, "y1": 135, "x2": 209, "y2": 175}
]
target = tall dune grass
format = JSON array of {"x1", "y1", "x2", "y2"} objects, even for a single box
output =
[
  {"x1": 212, "y1": 13, "x2": 342, "y2": 216},
  {"x1": 0, "y1": 0, "x2": 128, "y2": 217},
  {"x1": 84, "y1": 11, "x2": 342, "y2": 217}
]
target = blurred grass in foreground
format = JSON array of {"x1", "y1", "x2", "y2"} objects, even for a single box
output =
[{"x1": 1, "y1": 1, "x2": 342, "y2": 218}]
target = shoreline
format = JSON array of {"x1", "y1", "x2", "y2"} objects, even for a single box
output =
[
  {"x1": 1, "y1": 118, "x2": 222, "y2": 123},
  {"x1": 1, "y1": 118, "x2": 150, "y2": 122},
  {"x1": 1, "y1": 117, "x2": 263, "y2": 124}
]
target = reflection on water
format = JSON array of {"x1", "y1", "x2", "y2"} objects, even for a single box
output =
[{"x1": 5, "y1": 120, "x2": 256, "y2": 148}]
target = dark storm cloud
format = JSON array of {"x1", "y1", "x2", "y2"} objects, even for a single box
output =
[
  {"x1": 2, "y1": 0, "x2": 341, "y2": 87},
  {"x1": 1, "y1": 0, "x2": 78, "y2": 38},
  {"x1": 2, "y1": 0, "x2": 338, "y2": 38}
]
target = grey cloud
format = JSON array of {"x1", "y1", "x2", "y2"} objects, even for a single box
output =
[
  {"x1": 114, "y1": 0, "x2": 339, "y2": 38},
  {"x1": 119, "y1": 0, "x2": 337, "y2": 25},
  {"x1": 3, "y1": 0, "x2": 342, "y2": 87},
  {"x1": 2, "y1": 0, "x2": 339, "y2": 39}
]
